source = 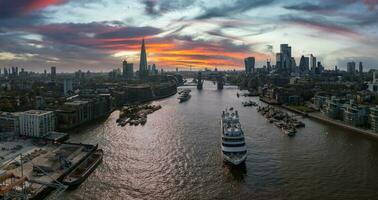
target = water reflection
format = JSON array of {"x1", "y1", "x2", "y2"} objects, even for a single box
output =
[{"x1": 224, "y1": 162, "x2": 247, "y2": 182}]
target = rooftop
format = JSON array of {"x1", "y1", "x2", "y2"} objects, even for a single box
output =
[
  {"x1": 22, "y1": 110, "x2": 53, "y2": 116},
  {"x1": 64, "y1": 100, "x2": 90, "y2": 106}
]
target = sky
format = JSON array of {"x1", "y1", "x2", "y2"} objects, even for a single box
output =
[{"x1": 0, "y1": 0, "x2": 377, "y2": 72}]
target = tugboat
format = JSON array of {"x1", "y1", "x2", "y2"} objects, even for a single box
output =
[
  {"x1": 62, "y1": 149, "x2": 103, "y2": 189},
  {"x1": 221, "y1": 108, "x2": 247, "y2": 165}
]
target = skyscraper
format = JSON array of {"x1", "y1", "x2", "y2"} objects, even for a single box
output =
[
  {"x1": 244, "y1": 57, "x2": 255, "y2": 74},
  {"x1": 280, "y1": 44, "x2": 292, "y2": 72},
  {"x1": 122, "y1": 60, "x2": 134, "y2": 79},
  {"x1": 299, "y1": 55, "x2": 309, "y2": 73},
  {"x1": 51, "y1": 66, "x2": 56, "y2": 81},
  {"x1": 267, "y1": 59, "x2": 272, "y2": 72},
  {"x1": 309, "y1": 54, "x2": 316, "y2": 73},
  {"x1": 359, "y1": 62, "x2": 363, "y2": 74},
  {"x1": 347, "y1": 61, "x2": 356, "y2": 74},
  {"x1": 276, "y1": 53, "x2": 282, "y2": 70},
  {"x1": 139, "y1": 39, "x2": 148, "y2": 78}
]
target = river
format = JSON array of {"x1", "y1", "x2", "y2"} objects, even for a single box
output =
[{"x1": 62, "y1": 81, "x2": 378, "y2": 200}]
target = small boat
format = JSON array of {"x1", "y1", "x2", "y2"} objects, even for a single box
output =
[
  {"x1": 242, "y1": 100, "x2": 258, "y2": 107},
  {"x1": 62, "y1": 149, "x2": 103, "y2": 189},
  {"x1": 178, "y1": 91, "x2": 191, "y2": 103},
  {"x1": 283, "y1": 128, "x2": 296, "y2": 136},
  {"x1": 293, "y1": 121, "x2": 305, "y2": 128},
  {"x1": 178, "y1": 89, "x2": 191, "y2": 94},
  {"x1": 140, "y1": 117, "x2": 147, "y2": 125}
]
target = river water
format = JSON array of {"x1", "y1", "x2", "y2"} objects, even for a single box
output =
[{"x1": 62, "y1": 81, "x2": 378, "y2": 200}]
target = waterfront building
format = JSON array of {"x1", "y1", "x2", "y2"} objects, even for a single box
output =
[
  {"x1": 342, "y1": 101, "x2": 369, "y2": 127},
  {"x1": 0, "y1": 112, "x2": 20, "y2": 134},
  {"x1": 122, "y1": 60, "x2": 134, "y2": 79},
  {"x1": 244, "y1": 57, "x2": 255, "y2": 74},
  {"x1": 56, "y1": 94, "x2": 111, "y2": 130},
  {"x1": 139, "y1": 39, "x2": 148, "y2": 79},
  {"x1": 64, "y1": 79, "x2": 73, "y2": 96},
  {"x1": 66, "y1": 100, "x2": 92, "y2": 123},
  {"x1": 57, "y1": 100, "x2": 93, "y2": 130},
  {"x1": 322, "y1": 96, "x2": 343, "y2": 119},
  {"x1": 347, "y1": 61, "x2": 356, "y2": 74},
  {"x1": 370, "y1": 106, "x2": 378, "y2": 133},
  {"x1": 19, "y1": 110, "x2": 55, "y2": 138},
  {"x1": 314, "y1": 95, "x2": 328, "y2": 110}
]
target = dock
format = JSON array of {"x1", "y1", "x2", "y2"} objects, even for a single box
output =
[{"x1": 0, "y1": 137, "x2": 99, "y2": 199}]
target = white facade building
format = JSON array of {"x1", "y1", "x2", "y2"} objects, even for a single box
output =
[
  {"x1": 19, "y1": 110, "x2": 55, "y2": 137},
  {"x1": 368, "y1": 71, "x2": 378, "y2": 93}
]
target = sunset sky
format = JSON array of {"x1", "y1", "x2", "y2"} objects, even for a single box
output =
[{"x1": 0, "y1": 0, "x2": 377, "y2": 72}]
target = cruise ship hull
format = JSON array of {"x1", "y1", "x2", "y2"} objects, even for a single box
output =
[{"x1": 222, "y1": 153, "x2": 247, "y2": 165}]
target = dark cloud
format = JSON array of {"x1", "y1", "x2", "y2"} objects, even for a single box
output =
[
  {"x1": 16, "y1": 22, "x2": 162, "y2": 50},
  {"x1": 284, "y1": 2, "x2": 339, "y2": 12},
  {"x1": 284, "y1": 1, "x2": 378, "y2": 27},
  {"x1": 285, "y1": 0, "x2": 378, "y2": 13},
  {"x1": 195, "y1": 0, "x2": 275, "y2": 19},
  {"x1": 265, "y1": 45, "x2": 273, "y2": 54},
  {"x1": 283, "y1": 15, "x2": 361, "y2": 38},
  {"x1": 0, "y1": 0, "x2": 68, "y2": 18},
  {"x1": 96, "y1": 26, "x2": 162, "y2": 39}
]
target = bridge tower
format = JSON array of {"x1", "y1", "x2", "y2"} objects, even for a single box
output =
[{"x1": 197, "y1": 71, "x2": 203, "y2": 90}]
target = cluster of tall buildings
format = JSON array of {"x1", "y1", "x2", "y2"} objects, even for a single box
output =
[
  {"x1": 298, "y1": 54, "x2": 324, "y2": 74},
  {"x1": 1, "y1": 66, "x2": 28, "y2": 78},
  {"x1": 276, "y1": 44, "x2": 296, "y2": 73},
  {"x1": 347, "y1": 61, "x2": 364, "y2": 74},
  {"x1": 121, "y1": 39, "x2": 160, "y2": 80},
  {"x1": 242, "y1": 43, "x2": 371, "y2": 76}
]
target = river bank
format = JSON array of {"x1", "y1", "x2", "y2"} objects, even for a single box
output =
[{"x1": 278, "y1": 105, "x2": 378, "y2": 139}]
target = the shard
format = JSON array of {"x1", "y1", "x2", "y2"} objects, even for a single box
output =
[{"x1": 139, "y1": 38, "x2": 148, "y2": 78}]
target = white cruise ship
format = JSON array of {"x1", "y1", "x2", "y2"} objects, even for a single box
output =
[{"x1": 221, "y1": 108, "x2": 247, "y2": 165}]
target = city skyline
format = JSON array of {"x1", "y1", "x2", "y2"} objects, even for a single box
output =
[{"x1": 0, "y1": 0, "x2": 378, "y2": 72}]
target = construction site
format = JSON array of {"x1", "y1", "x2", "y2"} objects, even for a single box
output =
[{"x1": 0, "y1": 135, "x2": 98, "y2": 199}]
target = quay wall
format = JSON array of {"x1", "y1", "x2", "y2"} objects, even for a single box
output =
[{"x1": 260, "y1": 100, "x2": 378, "y2": 140}]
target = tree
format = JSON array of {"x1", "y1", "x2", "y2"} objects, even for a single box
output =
[{"x1": 0, "y1": 99, "x2": 14, "y2": 112}]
